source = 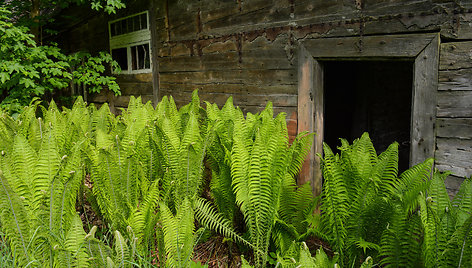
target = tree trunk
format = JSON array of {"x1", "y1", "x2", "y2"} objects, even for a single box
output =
[{"x1": 30, "y1": 0, "x2": 41, "y2": 44}]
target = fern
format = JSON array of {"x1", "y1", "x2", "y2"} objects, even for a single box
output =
[
  {"x1": 0, "y1": 171, "x2": 31, "y2": 266},
  {"x1": 318, "y1": 133, "x2": 436, "y2": 266},
  {"x1": 320, "y1": 143, "x2": 348, "y2": 253},
  {"x1": 194, "y1": 197, "x2": 254, "y2": 249},
  {"x1": 56, "y1": 213, "x2": 90, "y2": 268},
  {"x1": 160, "y1": 199, "x2": 195, "y2": 268}
]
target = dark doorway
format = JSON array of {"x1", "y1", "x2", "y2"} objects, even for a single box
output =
[{"x1": 323, "y1": 61, "x2": 413, "y2": 172}]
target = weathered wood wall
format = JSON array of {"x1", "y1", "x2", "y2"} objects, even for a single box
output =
[
  {"x1": 437, "y1": 42, "x2": 472, "y2": 195},
  {"x1": 54, "y1": 0, "x2": 472, "y2": 193}
]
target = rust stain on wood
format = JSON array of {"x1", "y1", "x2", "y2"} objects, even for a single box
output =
[{"x1": 164, "y1": 0, "x2": 171, "y2": 42}]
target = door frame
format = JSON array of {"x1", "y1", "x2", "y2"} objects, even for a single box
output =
[{"x1": 297, "y1": 33, "x2": 440, "y2": 195}]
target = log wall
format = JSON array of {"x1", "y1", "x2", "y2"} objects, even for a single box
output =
[
  {"x1": 437, "y1": 42, "x2": 472, "y2": 195},
  {"x1": 54, "y1": 0, "x2": 472, "y2": 193}
]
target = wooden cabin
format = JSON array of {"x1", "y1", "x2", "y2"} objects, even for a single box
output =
[{"x1": 52, "y1": 0, "x2": 472, "y2": 196}]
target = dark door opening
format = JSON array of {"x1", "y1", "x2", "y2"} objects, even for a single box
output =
[{"x1": 323, "y1": 61, "x2": 413, "y2": 172}]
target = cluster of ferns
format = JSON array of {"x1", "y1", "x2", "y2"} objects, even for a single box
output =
[{"x1": 0, "y1": 90, "x2": 469, "y2": 267}]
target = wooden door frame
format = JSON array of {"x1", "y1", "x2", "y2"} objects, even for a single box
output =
[{"x1": 297, "y1": 33, "x2": 440, "y2": 195}]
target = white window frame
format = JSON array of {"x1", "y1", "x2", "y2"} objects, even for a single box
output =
[{"x1": 109, "y1": 11, "x2": 152, "y2": 74}]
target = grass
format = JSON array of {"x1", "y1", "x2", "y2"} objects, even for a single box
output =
[{"x1": 0, "y1": 229, "x2": 14, "y2": 267}]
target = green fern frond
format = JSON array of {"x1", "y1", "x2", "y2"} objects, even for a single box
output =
[
  {"x1": 272, "y1": 218, "x2": 299, "y2": 255},
  {"x1": 8, "y1": 135, "x2": 36, "y2": 208},
  {"x1": 379, "y1": 205, "x2": 423, "y2": 267},
  {"x1": 113, "y1": 230, "x2": 130, "y2": 268},
  {"x1": 320, "y1": 143, "x2": 348, "y2": 253},
  {"x1": 194, "y1": 197, "x2": 254, "y2": 249},
  {"x1": 0, "y1": 172, "x2": 31, "y2": 266},
  {"x1": 452, "y1": 177, "x2": 472, "y2": 228},
  {"x1": 33, "y1": 132, "x2": 61, "y2": 215},
  {"x1": 127, "y1": 178, "x2": 160, "y2": 251},
  {"x1": 160, "y1": 199, "x2": 195, "y2": 268},
  {"x1": 84, "y1": 226, "x2": 114, "y2": 267},
  {"x1": 372, "y1": 142, "x2": 399, "y2": 198},
  {"x1": 59, "y1": 213, "x2": 89, "y2": 268},
  {"x1": 395, "y1": 158, "x2": 434, "y2": 214}
]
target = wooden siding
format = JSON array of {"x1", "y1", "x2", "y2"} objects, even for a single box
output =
[
  {"x1": 53, "y1": 0, "x2": 472, "y2": 193},
  {"x1": 437, "y1": 41, "x2": 472, "y2": 195}
]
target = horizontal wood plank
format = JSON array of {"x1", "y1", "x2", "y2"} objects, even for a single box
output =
[
  {"x1": 302, "y1": 33, "x2": 436, "y2": 59},
  {"x1": 440, "y1": 42, "x2": 472, "y2": 70},
  {"x1": 437, "y1": 91, "x2": 472, "y2": 117},
  {"x1": 439, "y1": 69, "x2": 472, "y2": 91},
  {"x1": 435, "y1": 137, "x2": 472, "y2": 178},
  {"x1": 437, "y1": 118, "x2": 472, "y2": 140},
  {"x1": 159, "y1": 69, "x2": 297, "y2": 85},
  {"x1": 159, "y1": 83, "x2": 297, "y2": 95}
]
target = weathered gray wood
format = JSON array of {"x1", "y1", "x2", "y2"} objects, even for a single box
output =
[
  {"x1": 435, "y1": 138, "x2": 472, "y2": 178},
  {"x1": 437, "y1": 91, "x2": 472, "y2": 117},
  {"x1": 158, "y1": 52, "x2": 292, "y2": 72},
  {"x1": 159, "y1": 69, "x2": 297, "y2": 86},
  {"x1": 437, "y1": 118, "x2": 472, "y2": 139},
  {"x1": 439, "y1": 69, "x2": 472, "y2": 91},
  {"x1": 410, "y1": 34, "x2": 439, "y2": 166},
  {"x1": 312, "y1": 60, "x2": 323, "y2": 197},
  {"x1": 456, "y1": 13, "x2": 472, "y2": 40},
  {"x1": 440, "y1": 42, "x2": 472, "y2": 70},
  {"x1": 303, "y1": 33, "x2": 436, "y2": 59},
  {"x1": 442, "y1": 175, "x2": 465, "y2": 198}
]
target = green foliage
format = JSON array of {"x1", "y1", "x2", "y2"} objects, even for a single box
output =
[
  {"x1": 2, "y1": 0, "x2": 125, "y2": 29},
  {"x1": 316, "y1": 132, "x2": 472, "y2": 268},
  {"x1": 160, "y1": 199, "x2": 195, "y2": 268},
  {"x1": 197, "y1": 101, "x2": 315, "y2": 267},
  {"x1": 266, "y1": 242, "x2": 339, "y2": 268},
  {"x1": 0, "y1": 101, "x2": 89, "y2": 266},
  {"x1": 0, "y1": 7, "x2": 120, "y2": 115},
  {"x1": 1, "y1": 91, "x2": 470, "y2": 268},
  {"x1": 319, "y1": 133, "x2": 404, "y2": 264}
]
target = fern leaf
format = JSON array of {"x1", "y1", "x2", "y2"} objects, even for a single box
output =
[
  {"x1": 0, "y1": 172, "x2": 31, "y2": 266},
  {"x1": 194, "y1": 197, "x2": 254, "y2": 249},
  {"x1": 62, "y1": 213, "x2": 89, "y2": 268},
  {"x1": 113, "y1": 230, "x2": 129, "y2": 268},
  {"x1": 320, "y1": 143, "x2": 348, "y2": 253}
]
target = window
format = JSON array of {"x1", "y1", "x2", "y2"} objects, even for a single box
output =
[{"x1": 109, "y1": 11, "x2": 151, "y2": 74}]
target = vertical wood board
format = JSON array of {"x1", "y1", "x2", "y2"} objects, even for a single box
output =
[{"x1": 410, "y1": 34, "x2": 439, "y2": 166}]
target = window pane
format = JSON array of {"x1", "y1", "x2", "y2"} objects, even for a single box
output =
[
  {"x1": 112, "y1": 48, "x2": 128, "y2": 71},
  {"x1": 115, "y1": 22, "x2": 122, "y2": 36},
  {"x1": 131, "y1": 46, "x2": 137, "y2": 70},
  {"x1": 141, "y1": 13, "x2": 147, "y2": 29},
  {"x1": 110, "y1": 13, "x2": 148, "y2": 37},
  {"x1": 133, "y1": 15, "x2": 140, "y2": 31},
  {"x1": 121, "y1": 20, "x2": 128, "y2": 34},
  {"x1": 130, "y1": 43, "x2": 150, "y2": 70},
  {"x1": 110, "y1": 22, "x2": 116, "y2": 36}
]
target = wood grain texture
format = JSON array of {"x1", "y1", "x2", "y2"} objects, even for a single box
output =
[
  {"x1": 439, "y1": 69, "x2": 472, "y2": 91},
  {"x1": 435, "y1": 138, "x2": 472, "y2": 178},
  {"x1": 437, "y1": 118, "x2": 472, "y2": 139},
  {"x1": 437, "y1": 91, "x2": 472, "y2": 117},
  {"x1": 311, "y1": 60, "x2": 323, "y2": 197},
  {"x1": 297, "y1": 45, "x2": 317, "y2": 194},
  {"x1": 410, "y1": 34, "x2": 439, "y2": 166},
  {"x1": 440, "y1": 42, "x2": 472, "y2": 70},
  {"x1": 303, "y1": 33, "x2": 436, "y2": 59}
]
